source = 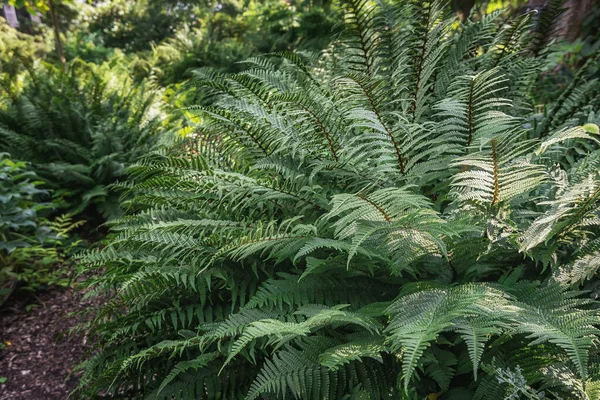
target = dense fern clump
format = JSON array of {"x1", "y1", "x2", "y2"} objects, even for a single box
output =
[
  {"x1": 78, "y1": 1, "x2": 600, "y2": 398},
  {"x1": 0, "y1": 58, "x2": 164, "y2": 220}
]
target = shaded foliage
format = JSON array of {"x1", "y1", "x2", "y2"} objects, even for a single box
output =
[{"x1": 0, "y1": 58, "x2": 165, "y2": 220}]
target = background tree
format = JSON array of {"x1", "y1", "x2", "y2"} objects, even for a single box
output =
[
  {"x1": 554, "y1": 0, "x2": 595, "y2": 40},
  {"x1": 7, "y1": 0, "x2": 70, "y2": 67}
]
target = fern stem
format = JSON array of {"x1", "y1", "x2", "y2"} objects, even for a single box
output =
[
  {"x1": 351, "y1": 77, "x2": 406, "y2": 174},
  {"x1": 409, "y1": 1, "x2": 432, "y2": 118},
  {"x1": 358, "y1": 194, "x2": 392, "y2": 222},
  {"x1": 237, "y1": 122, "x2": 271, "y2": 156},
  {"x1": 220, "y1": 174, "x2": 326, "y2": 211},
  {"x1": 448, "y1": 259, "x2": 457, "y2": 282},
  {"x1": 297, "y1": 103, "x2": 339, "y2": 162},
  {"x1": 347, "y1": 0, "x2": 374, "y2": 76},
  {"x1": 466, "y1": 78, "x2": 475, "y2": 152},
  {"x1": 560, "y1": 184, "x2": 600, "y2": 239},
  {"x1": 203, "y1": 108, "x2": 272, "y2": 157},
  {"x1": 537, "y1": 54, "x2": 599, "y2": 138},
  {"x1": 491, "y1": 139, "x2": 500, "y2": 206},
  {"x1": 490, "y1": 15, "x2": 524, "y2": 69}
]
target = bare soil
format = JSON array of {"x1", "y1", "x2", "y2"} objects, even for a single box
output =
[{"x1": 0, "y1": 286, "x2": 96, "y2": 399}]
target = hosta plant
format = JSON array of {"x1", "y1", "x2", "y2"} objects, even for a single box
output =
[{"x1": 78, "y1": 1, "x2": 600, "y2": 399}]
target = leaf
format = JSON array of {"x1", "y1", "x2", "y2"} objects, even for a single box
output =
[{"x1": 583, "y1": 123, "x2": 600, "y2": 135}]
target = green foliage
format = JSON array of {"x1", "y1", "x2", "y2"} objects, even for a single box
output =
[
  {"x1": 7, "y1": 0, "x2": 59, "y2": 15},
  {"x1": 131, "y1": 1, "x2": 337, "y2": 85},
  {"x1": 0, "y1": 19, "x2": 52, "y2": 84},
  {"x1": 0, "y1": 58, "x2": 165, "y2": 220},
  {"x1": 63, "y1": 30, "x2": 116, "y2": 64},
  {"x1": 142, "y1": 25, "x2": 256, "y2": 86},
  {"x1": 76, "y1": 1, "x2": 600, "y2": 399},
  {"x1": 0, "y1": 153, "x2": 82, "y2": 302},
  {"x1": 81, "y1": 0, "x2": 335, "y2": 58},
  {"x1": 83, "y1": 0, "x2": 189, "y2": 53},
  {"x1": 0, "y1": 153, "x2": 52, "y2": 254}
]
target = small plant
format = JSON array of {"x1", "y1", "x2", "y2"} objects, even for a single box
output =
[
  {"x1": 0, "y1": 153, "x2": 54, "y2": 302},
  {"x1": 0, "y1": 154, "x2": 84, "y2": 304}
]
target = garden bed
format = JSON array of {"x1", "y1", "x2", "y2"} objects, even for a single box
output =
[{"x1": 0, "y1": 286, "x2": 95, "y2": 399}]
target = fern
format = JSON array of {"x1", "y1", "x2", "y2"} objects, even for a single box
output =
[
  {"x1": 0, "y1": 59, "x2": 164, "y2": 221},
  {"x1": 76, "y1": 2, "x2": 600, "y2": 399}
]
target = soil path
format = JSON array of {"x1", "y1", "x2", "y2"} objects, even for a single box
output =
[{"x1": 0, "y1": 286, "x2": 95, "y2": 399}]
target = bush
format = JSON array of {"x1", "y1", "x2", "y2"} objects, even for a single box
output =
[
  {"x1": 0, "y1": 20, "x2": 52, "y2": 86},
  {"x1": 84, "y1": 0, "x2": 188, "y2": 53},
  {"x1": 63, "y1": 30, "x2": 116, "y2": 64},
  {"x1": 0, "y1": 58, "x2": 165, "y2": 221},
  {"x1": 146, "y1": 25, "x2": 255, "y2": 86},
  {"x1": 0, "y1": 154, "x2": 82, "y2": 304},
  {"x1": 143, "y1": 1, "x2": 337, "y2": 85},
  {"x1": 78, "y1": 1, "x2": 600, "y2": 399}
]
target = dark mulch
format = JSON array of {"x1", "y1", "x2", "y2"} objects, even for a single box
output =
[{"x1": 0, "y1": 286, "x2": 96, "y2": 400}]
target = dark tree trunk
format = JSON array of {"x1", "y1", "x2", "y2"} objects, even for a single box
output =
[
  {"x1": 48, "y1": 0, "x2": 66, "y2": 69},
  {"x1": 453, "y1": 0, "x2": 476, "y2": 22},
  {"x1": 529, "y1": 0, "x2": 595, "y2": 41},
  {"x1": 556, "y1": 0, "x2": 594, "y2": 41}
]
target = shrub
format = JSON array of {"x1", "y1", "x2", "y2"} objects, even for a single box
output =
[
  {"x1": 84, "y1": 0, "x2": 188, "y2": 53},
  {"x1": 0, "y1": 20, "x2": 52, "y2": 88},
  {"x1": 0, "y1": 58, "x2": 164, "y2": 221},
  {"x1": 63, "y1": 30, "x2": 116, "y2": 64},
  {"x1": 78, "y1": 1, "x2": 600, "y2": 399},
  {"x1": 146, "y1": 25, "x2": 255, "y2": 86},
  {"x1": 0, "y1": 154, "x2": 82, "y2": 304},
  {"x1": 143, "y1": 1, "x2": 337, "y2": 86}
]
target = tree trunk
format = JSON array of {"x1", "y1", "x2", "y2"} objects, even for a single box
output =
[
  {"x1": 556, "y1": 0, "x2": 594, "y2": 41},
  {"x1": 48, "y1": 0, "x2": 66, "y2": 69},
  {"x1": 529, "y1": 0, "x2": 595, "y2": 42},
  {"x1": 455, "y1": 0, "x2": 476, "y2": 22}
]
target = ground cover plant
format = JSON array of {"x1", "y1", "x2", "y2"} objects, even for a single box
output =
[
  {"x1": 0, "y1": 153, "x2": 54, "y2": 303},
  {"x1": 74, "y1": 0, "x2": 600, "y2": 398},
  {"x1": 0, "y1": 153, "x2": 83, "y2": 304}
]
